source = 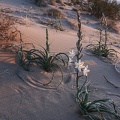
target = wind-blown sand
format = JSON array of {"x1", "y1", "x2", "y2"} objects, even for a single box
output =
[{"x1": 0, "y1": 0, "x2": 120, "y2": 120}]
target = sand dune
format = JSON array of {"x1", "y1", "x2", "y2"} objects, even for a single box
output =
[{"x1": 0, "y1": 0, "x2": 120, "y2": 120}]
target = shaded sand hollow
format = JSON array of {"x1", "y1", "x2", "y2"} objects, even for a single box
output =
[{"x1": 0, "y1": 0, "x2": 120, "y2": 120}]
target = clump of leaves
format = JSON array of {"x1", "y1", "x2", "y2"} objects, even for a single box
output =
[
  {"x1": 85, "y1": 14, "x2": 118, "y2": 63},
  {"x1": 88, "y1": 43, "x2": 117, "y2": 58},
  {"x1": 77, "y1": 85, "x2": 120, "y2": 120},
  {"x1": 16, "y1": 29, "x2": 69, "y2": 86},
  {"x1": 53, "y1": 18, "x2": 64, "y2": 31},
  {"x1": 47, "y1": 8, "x2": 65, "y2": 18},
  {"x1": 40, "y1": 18, "x2": 60, "y2": 30},
  {"x1": 42, "y1": 11, "x2": 64, "y2": 31}
]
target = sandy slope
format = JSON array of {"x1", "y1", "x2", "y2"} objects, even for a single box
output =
[{"x1": 0, "y1": 0, "x2": 120, "y2": 120}]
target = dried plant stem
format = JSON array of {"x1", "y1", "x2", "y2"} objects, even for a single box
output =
[
  {"x1": 107, "y1": 92, "x2": 120, "y2": 98},
  {"x1": 104, "y1": 76, "x2": 118, "y2": 88},
  {"x1": 0, "y1": 69, "x2": 8, "y2": 78}
]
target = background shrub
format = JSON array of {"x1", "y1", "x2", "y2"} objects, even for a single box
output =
[
  {"x1": 47, "y1": 8, "x2": 65, "y2": 18},
  {"x1": 34, "y1": 0, "x2": 47, "y2": 7},
  {"x1": 0, "y1": 13, "x2": 22, "y2": 51},
  {"x1": 49, "y1": 0, "x2": 56, "y2": 5},
  {"x1": 88, "y1": 0, "x2": 120, "y2": 20},
  {"x1": 56, "y1": 0, "x2": 63, "y2": 4}
]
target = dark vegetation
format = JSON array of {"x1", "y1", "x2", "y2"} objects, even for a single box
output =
[
  {"x1": 0, "y1": 12, "x2": 22, "y2": 52},
  {"x1": 34, "y1": 0, "x2": 120, "y2": 20},
  {"x1": 88, "y1": 0, "x2": 120, "y2": 20},
  {"x1": 34, "y1": 0, "x2": 63, "y2": 6},
  {"x1": 47, "y1": 8, "x2": 65, "y2": 18}
]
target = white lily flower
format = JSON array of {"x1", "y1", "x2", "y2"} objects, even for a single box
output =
[
  {"x1": 68, "y1": 57, "x2": 73, "y2": 67},
  {"x1": 83, "y1": 65, "x2": 90, "y2": 76},
  {"x1": 69, "y1": 57, "x2": 73, "y2": 63},
  {"x1": 69, "y1": 49, "x2": 75, "y2": 58},
  {"x1": 75, "y1": 60, "x2": 85, "y2": 72},
  {"x1": 68, "y1": 57, "x2": 72, "y2": 69}
]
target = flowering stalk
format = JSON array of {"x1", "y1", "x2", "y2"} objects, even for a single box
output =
[
  {"x1": 46, "y1": 28, "x2": 50, "y2": 53},
  {"x1": 101, "y1": 13, "x2": 108, "y2": 49},
  {"x1": 76, "y1": 10, "x2": 83, "y2": 89},
  {"x1": 68, "y1": 10, "x2": 90, "y2": 98}
]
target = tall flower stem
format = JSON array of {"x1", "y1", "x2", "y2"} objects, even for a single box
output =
[
  {"x1": 99, "y1": 29, "x2": 102, "y2": 50},
  {"x1": 101, "y1": 13, "x2": 108, "y2": 49},
  {"x1": 46, "y1": 28, "x2": 50, "y2": 53},
  {"x1": 76, "y1": 10, "x2": 83, "y2": 90}
]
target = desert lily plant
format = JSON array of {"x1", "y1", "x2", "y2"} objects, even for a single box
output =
[
  {"x1": 68, "y1": 10, "x2": 90, "y2": 90},
  {"x1": 85, "y1": 13, "x2": 118, "y2": 63},
  {"x1": 68, "y1": 10, "x2": 120, "y2": 120},
  {"x1": 16, "y1": 29, "x2": 69, "y2": 86}
]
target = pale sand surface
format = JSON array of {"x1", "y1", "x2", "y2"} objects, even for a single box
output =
[{"x1": 0, "y1": 0, "x2": 120, "y2": 120}]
